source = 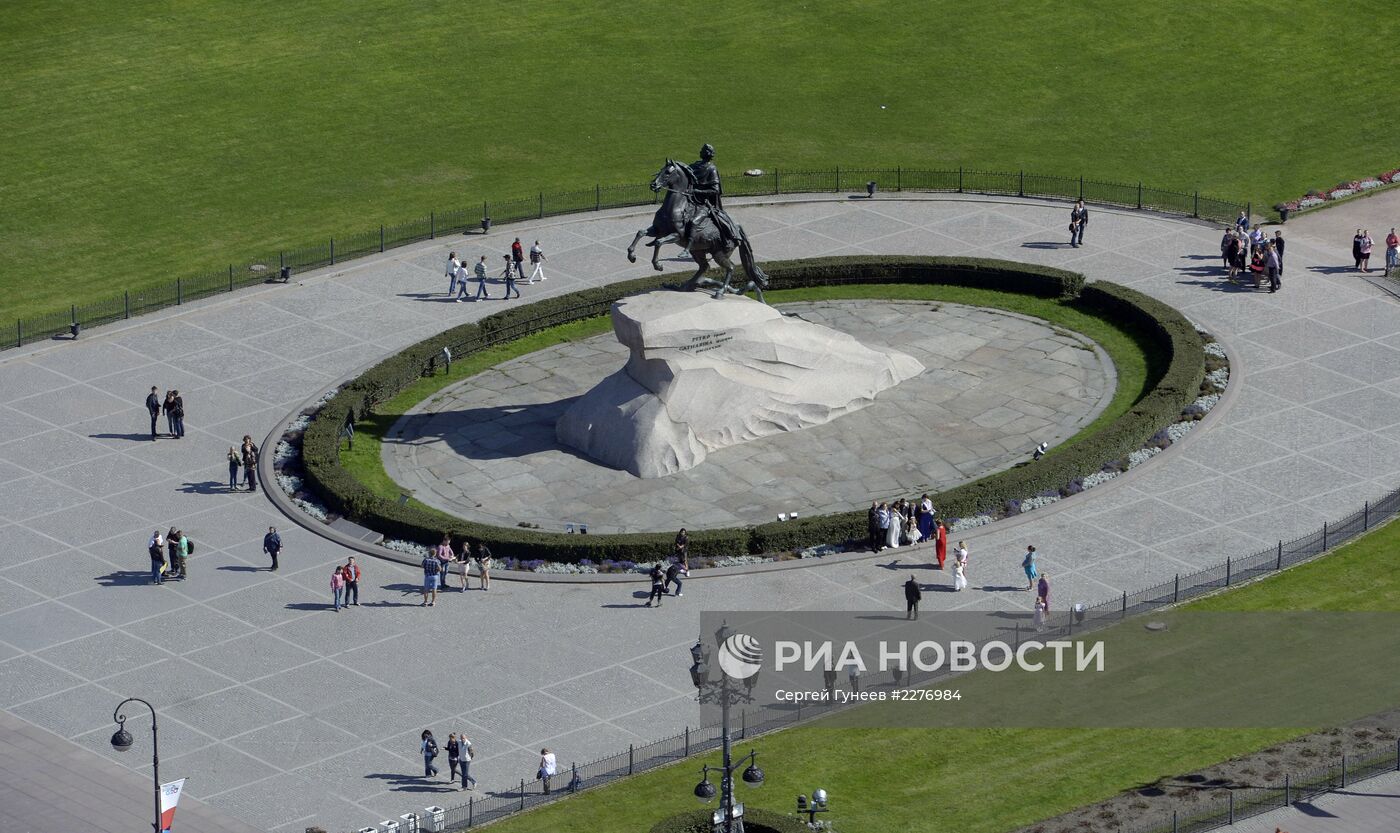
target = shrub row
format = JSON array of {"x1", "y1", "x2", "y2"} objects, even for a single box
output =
[{"x1": 302, "y1": 257, "x2": 1197, "y2": 562}]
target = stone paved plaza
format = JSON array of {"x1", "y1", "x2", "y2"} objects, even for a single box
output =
[
  {"x1": 2, "y1": 192, "x2": 1400, "y2": 832},
  {"x1": 388, "y1": 300, "x2": 1113, "y2": 532}
]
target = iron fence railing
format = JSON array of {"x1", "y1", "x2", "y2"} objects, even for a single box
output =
[
  {"x1": 6, "y1": 166, "x2": 1247, "y2": 352},
  {"x1": 404, "y1": 484, "x2": 1400, "y2": 831}
]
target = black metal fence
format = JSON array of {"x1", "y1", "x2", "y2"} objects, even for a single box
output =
[
  {"x1": 6, "y1": 167, "x2": 1247, "y2": 352},
  {"x1": 410, "y1": 483, "x2": 1400, "y2": 832}
]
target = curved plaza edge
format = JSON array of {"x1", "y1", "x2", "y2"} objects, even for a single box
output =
[{"x1": 1, "y1": 192, "x2": 1394, "y2": 833}]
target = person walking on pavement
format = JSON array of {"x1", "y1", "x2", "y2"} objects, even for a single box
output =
[
  {"x1": 1361, "y1": 230, "x2": 1375, "y2": 272},
  {"x1": 1273, "y1": 230, "x2": 1286, "y2": 276},
  {"x1": 330, "y1": 565, "x2": 345, "y2": 611},
  {"x1": 148, "y1": 529, "x2": 166, "y2": 585},
  {"x1": 645, "y1": 563, "x2": 666, "y2": 607},
  {"x1": 511, "y1": 237, "x2": 527, "y2": 281},
  {"x1": 1037, "y1": 573, "x2": 1051, "y2": 611},
  {"x1": 170, "y1": 390, "x2": 185, "y2": 438},
  {"x1": 666, "y1": 559, "x2": 688, "y2": 597},
  {"x1": 145, "y1": 387, "x2": 161, "y2": 440},
  {"x1": 472, "y1": 255, "x2": 491, "y2": 301},
  {"x1": 474, "y1": 541, "x2": 492, "y2": 591},
  {"x1": 162, "y1": 390, "x2": 177, "y2": 436},
  {"x1": 446, "y1": 733, "x2": 462, "y2": 784},
  {"x1": 343, "y1": 556, "x2": 361, "y2": 605},
  {"x1": 263, "y1": 526, "x2": 282, "y2": 571},
  {"x1": 445, "y1": 251, "x2": 460, "y2": 296},
  {"x1": 538, "y1": 748, "x2": 557, "y2": 794},
  {"x1": 227, "y1": 447, "x2": 240, "y2": 490},
  {"x1": 904, "y1": 574, "x2": 922, "y2": 620},
  {"x1": 1070, "y1": 200, "x2": 1089, "y2": 247},
  {"x1": 421, "y1": 730, "x2": 440, "y2": 779},
  {"x1": 1386, "y1": 228, "x2": 1400, "y2": 278},
  {"x1": 1022, "y1": 545, "x2": 1038, "y2": 591},
  {"x1": 241, "y1": 436, "x2": 259, "y2": 492},
  {"x1": 458, "y1": 733, "x2": 477, "y2": 790},
  {"x1": 528, "y1": 240, "x2": 547, "y2": 283},
  {"x1": 421, "y1": 550, "x2": 442, "y2": 606},
  {"x1": 501, "y1": 254, "x2": 520, "y2": 299},
  {"x1": 436, "y1": 534, "x2": 456, "y2": 590}
]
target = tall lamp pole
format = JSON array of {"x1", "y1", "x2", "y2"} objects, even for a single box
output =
[
  {"x1": 690, "y1": 623, "x2": 765, "y2": 833},
  {"x1": 111, "y1": 697, "x2": 161, "y2": 833}
]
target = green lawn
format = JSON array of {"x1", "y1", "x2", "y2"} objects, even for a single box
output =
[
  {"x1": 3, "y1": 0, "x2": 1396, "y2": 320},
  {"x1": 478, "y1": 515, "x2": 1400, "y2": 833},
  {"x1": 339, "y1": 284, "x2": 1153, "y2": 508}
]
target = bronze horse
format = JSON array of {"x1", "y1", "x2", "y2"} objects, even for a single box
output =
[{"x1": 626, "y1": 160, "x2": 768, "y2": 301}]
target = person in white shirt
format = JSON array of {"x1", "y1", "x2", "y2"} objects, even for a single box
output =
[
  {"x1": 446, "y1": 252, "x2": 461, "y2": 296},
  {"x1": 539, "y1": 748, "x2": 557, "y2": 794},
  {"x1": 954, "y1": 541, "x2": 968, "y2": 569},
  {"x1": 528, "y1": 241, "x2": 547, "y2": 283},
  {"x1": 458, "y1": 733, "x2": 477, "y2": 790}
]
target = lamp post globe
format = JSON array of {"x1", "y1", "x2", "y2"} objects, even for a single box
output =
[
  {"x1": 742, "y1": 761, "x2": 765, "y2": 787},
  {"x1": 110, "y1": 726, "x2": 133, "y2": 752},
  {"x1": 694, "y1": 778, "x2": 717, "y2": 803},
  {"x1": 813, "y1": 788, "x2": 828, "y2": 806}
]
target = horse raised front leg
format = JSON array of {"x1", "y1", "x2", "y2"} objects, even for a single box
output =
[{"x1": 626, "y1": 228, "x2": 651, "y2": 264}]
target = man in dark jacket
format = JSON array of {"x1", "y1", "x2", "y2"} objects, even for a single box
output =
[
  {"x1": 263, "y1": 526, "x2": 281, "y2": 571},
  {"x1": 1070, "y1": 200, "x2": 1089, "y2": 247},
  {"x1": 904, "y1": 574, "x2": 922, "y2": 620},
  {"x1": 665, "y1": 560, "x2": 687, "y2": 597},
  {"x1": 145, "y1": 387, "x2": 161, "y2": 440}
]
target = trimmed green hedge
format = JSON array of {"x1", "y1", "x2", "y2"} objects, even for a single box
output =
[
  {"x1": 302, "y1": 257, "x2": 1198, "y2": 561},
  {"x1": 648, "y1": 807, "x2": 809, "y2": 833}
]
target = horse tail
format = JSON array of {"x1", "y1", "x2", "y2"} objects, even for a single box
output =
[{"x1": 737, "y1": 226, "x2": 768, "y2": 288}]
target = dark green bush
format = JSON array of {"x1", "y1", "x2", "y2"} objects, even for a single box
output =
[
  {"x1": 648, "y1": 807, "x2": 809, "y2": 833},
  {"x1": 301, "y1": 257, "x2": 1199, "y2": 562}
]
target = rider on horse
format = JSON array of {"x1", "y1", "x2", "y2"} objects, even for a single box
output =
[{"x1": 686, "y1": 143, "x2": 741, "y2": 246}]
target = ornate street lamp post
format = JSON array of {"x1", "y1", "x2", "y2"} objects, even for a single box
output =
[
  {"x1": 111, "y1": 697, "x2": 161, "y2": 833},
  {"x1": 690, "y1": 623, "x2": 765, "y2": 833}
]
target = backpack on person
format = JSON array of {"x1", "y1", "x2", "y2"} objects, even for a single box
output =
[
  {"x1": 426, "y1": 738, "x2": 439, "y2": 758},
  {"x1": 185, "y1": 539, "x2": 194, "y2": 556}
]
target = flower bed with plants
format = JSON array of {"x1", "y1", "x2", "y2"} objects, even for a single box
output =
[
  {"x1": 287, "y1": 256, "x2": 1217, "y2": 571},
  {"x1": 1273, "y1": 167, "x2": 1400, "y2": 216}
]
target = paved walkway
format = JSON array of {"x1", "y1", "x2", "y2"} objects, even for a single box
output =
[
  {"x1": 1232, "y1": 770, "x2": 1400, "y2": 833},
  {"x1": 388, "y1": 300, "x2": 1113, "y2": 532},
  {"x1": 2, "y1": 193, "x2": 1399, "y2": 832}
]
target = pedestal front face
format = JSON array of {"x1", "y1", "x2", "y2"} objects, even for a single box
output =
[{"x1": 556, "y1": 291, "x2": 925, "y2": 477}]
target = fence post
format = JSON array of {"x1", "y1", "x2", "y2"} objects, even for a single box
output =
[
  {"x1": 685, "y1": 726, "x2": 690, "y2": 757},
  {"x1": 1193, "y1": 192, "x2": 1199, "y2": 218},
  {"x1": 1365, "y1": 501, "x2": 1370, "y2": 530},
  {"x1": 1226, "y1": 557, "x2": 1232, "y2": 586},
  {"x1": 1018, "y1": 170, "x2": 1024, "y2": 197},
  {"x1": 570, "y1": 763, "x2": 579, "y2": 792},
  {"x1": 835, "y1": 166, "x2": 841, "y2": 192},
  {"x1": 70, "y1": 305, "x2": 75, "y2": 329},
  {"x1": 380, "y1": 225, "x2": 385, "y2": 253},
  {"x1": 1342, "y1": 754, "x2": 1347, "y2": 787},
  {"x1": 1228, "y1": 790, "x2": 1234, "y2": 823},
  {"x1": 1173, "y1": 574, "x2": 1179, "y2": 603},
  {"x1": 1121, "y1": 590, "x2": 1127, "y2": 617},
  {"x1": 177, "y1": 277, "x2": 182, "y2": 305},
  {"x1": 1277, "y1": 540, "x2": 1283, "y2": 570},
  {"x1": 741, "y1": 709, "x2": 747, "y2": 739},
  {"x1": 1013, "y1": 622, "x2": 1020, "y2": 649},
  {"x1": 14, "y1": 320, "x2": 19, "y2": 349},
  {"x1": 1171, "y1": 810, "x2": 1177, "y2": 833},
  {"x1": 596, "y1": 184, "x2": 601, "y2": 211},
  {"x1": 773, "y1": 169, "x2": 779, "y2": 195},
  {"x1": 430, "y1": 211, "x2": 436, "y2": 239},
  {"x1": 1285, "y1": 774, "x2": 1290, "y2": 806},
  {"x1": 330, "y1": 237, "x2": 335, "y2": 265},
  {"x1": 958, "y1": 167, "x2": 963, "y2": 193},
  {"x1": 1078, "y1": 176, "x2": 1083, "y2": 200},
  {"x1": 468, "y1": 797, "x2": 473, "y2": 827},
  {"x1": 228, "y1": 264, "x2": 234, "y2": 291},
  {"x1": 124, "y1": 291, "x2": 130, "y2": 320},
  {"x1": 280, "y1": 251, "x2": 285, "y2": 273},
  {"x1": 896, "y1": 166, "x2": 902, "y2": 192},
  {"x1": 1322, "y1": 521, "x2": 1329, "y2": 551},
  {"x1": 539, "y1": 192, "x2": 544, "y2": 219},
  {"x1": 628, "y1": 743, "x2": 634, "y2": 775},
  {"x1": 1137, "y1": 182, "x2": 1143, "y2": 210},
  {"x1": 1395, "y1": 737, "x2": 1399, "y2": 770},
  {"x1": 520, "y1": 779, "x2": 525, "y2": 810}
]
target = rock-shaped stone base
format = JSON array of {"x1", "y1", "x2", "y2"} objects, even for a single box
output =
[{"x1": 556, "y1": 291, "x2": 923, "y2": 477}]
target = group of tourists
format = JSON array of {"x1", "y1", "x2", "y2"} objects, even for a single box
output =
[
  {"x1": 327, "y1": 557, "x2": 362, "y2": 611},
  {"x1": 146, "y1": 527, "x2": 193, "y2": 585},
  {"x1": 143, "y1": 386, "x2": 185, "y2": 440},
  {"x1": 1221, "y1": 217, "x2": 1284, "y2": 292},
  {"x1": 227, "y1": 436, "x2": 260, "y2": 492},
  {"x1": 646, "y1": 529, "x2": 690, "y2": 607},
  {"x1": 868, "y1": 496, "x2": 948, "y2": 557},
  {"x1": 418, "y1": 729, "x2": 481, "y2": 791},
  {"x1": 444, "y1": 239, "x2": 547, "y2": 302},
  {"x1": 1354, "y1": 227, "x2": 1400, "y2": 276},
  {"x1": 418, "y1": 535, "x2": 494, "y2": 606}
]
